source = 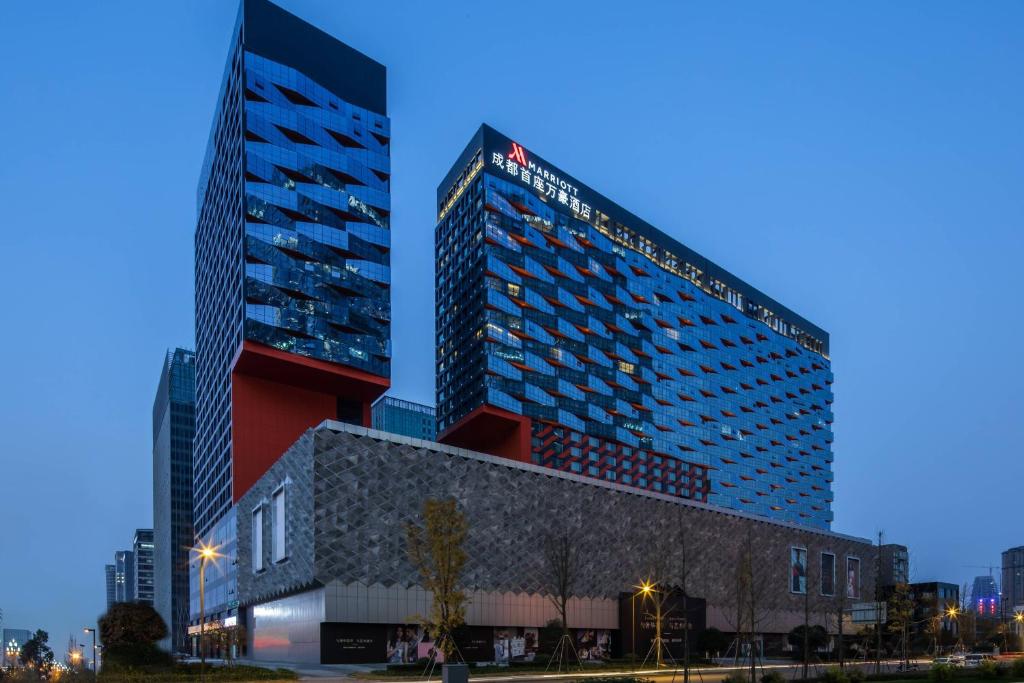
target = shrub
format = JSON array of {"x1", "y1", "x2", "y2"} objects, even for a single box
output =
[
  {"x1": 723, "y1": 672, "x2": 749, "y2": 683},
  {"x1": 978, "y1": 659, "x2": 1000, "y2": 680},
  {"x1": 821, "y1": 667, "x2": 849, "y2": 683},
  {"x1": 846, "y1": 668, "x2": 867, "y2": 683},
  {"x1": 1011, "y1": 658, "x2": 1024, "y2": 679},
  {"x1": 697, "y1": 627, "x2": 730, "y2": 658},
  {"x1": 929, "y1": 663, "x2": 954, "y2": 682},
  {"x1": 761, "y1": 671, "x2": 786, "y2": 683}
]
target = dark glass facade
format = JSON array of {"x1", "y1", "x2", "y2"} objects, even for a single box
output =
[
  {"x1": 192, "y1": 0, "x2": 390, "y2": 639},
  {"x1": 436, "y1": 125, "x2": 834, "y2": 528},
  {"x1": 153, "y1": 348, "x2": 196, "y2": 651},
  {"x1": 371, "y1": 396, "x2": 437, "y2": 440},
  {"x1": 133, "y1": 528, "x2": 155, "y2": 606}
]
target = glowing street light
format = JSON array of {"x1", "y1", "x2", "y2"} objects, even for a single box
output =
[
  {"x1": 192, "y1": 541, "x2": 223, "y2": 683},
  {"x1": 630, "y1": 579, "x2": 657, "y2": 671},
  {"x1": 82, "y1": 628, "x2": 97, "y2": 673}
]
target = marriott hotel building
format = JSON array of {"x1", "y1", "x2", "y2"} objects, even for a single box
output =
[{"x1": 436, "y1": 125, "x2": 834, "y2": 529}]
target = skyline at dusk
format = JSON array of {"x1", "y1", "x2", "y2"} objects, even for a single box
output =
[{"x1": 1, "y1": 0, "x2": 1022, "y2": 658}]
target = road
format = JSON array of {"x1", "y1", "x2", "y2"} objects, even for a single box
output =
[{"x1": 240, "y1": 658, "x2": 929, "y2": 682}]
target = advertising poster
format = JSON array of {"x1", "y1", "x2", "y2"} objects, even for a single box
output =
[
  {"x1": 791, "y1": 547, "x2": 807, "y2": 594},
  {"x1": 575, "y1": 629, "x2": 612, "y2": 661},
  {"x1": 847, "y1": 557, "x2": 861, "y2": 598},
  {"x1": 493, "y1": 627, "x2": 539, "y2": 662},
  {"x1": 386, "y1": 624, "x2": 424, "y2": 664}
]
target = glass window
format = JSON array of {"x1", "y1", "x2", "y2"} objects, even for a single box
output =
[
  {"x1": 821, "y1": 552, "x2": 836, "y2": 596},
  {"x1": 252, "y1": 507, "x2": 263, "y2": 573},
  {"x1": 272, "y1": 488, "x2": 286, "y2": 563}
]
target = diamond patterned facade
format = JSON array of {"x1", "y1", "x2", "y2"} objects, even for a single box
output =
[
  {"x1": 436, "y1": 125, "x2": 834, "y2": 528},
  {"x1": 237, "y1": 423, "x2": 874, "y2": 632}
]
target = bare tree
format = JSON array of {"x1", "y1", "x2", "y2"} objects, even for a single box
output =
[
  {"x1": 675, "y1": 515, "x2": 697, "y2": 683},
  {"x1": 542, "y1": 530, "x2": 580, "y2": 641},
  {"x1": 721, "y1": 529, "x2": 778, "y2": 683}
]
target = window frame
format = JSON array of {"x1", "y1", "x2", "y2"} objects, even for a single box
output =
[
  {"x1": 820, "y1": 551, "x2": 836, "y2": 596},
  {"x1": 272, "y1": 485, "x2": 287, "y2": 564},
  {"x1": 790, "y1": 546, "x2": 808, "y2": 595},
  {"x1": 251, "y1": 505, "x2": 264, "y2": 574},
  {"x1": 846, "y1": 556, "x2": 861, "y2": 599}
]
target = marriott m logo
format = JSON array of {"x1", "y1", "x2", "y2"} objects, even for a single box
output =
[{"x1": 508, "y1": 142, "x2": 528, "y2": 166}]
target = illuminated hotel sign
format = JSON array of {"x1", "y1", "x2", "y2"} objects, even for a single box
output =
[{"x1": 489, "y1": 142, "x2": 593, "y2": 219}]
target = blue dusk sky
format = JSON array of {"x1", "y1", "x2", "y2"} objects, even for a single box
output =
[{"x1": 0, "y1": 0, "x2": 1021, "y2": 643}]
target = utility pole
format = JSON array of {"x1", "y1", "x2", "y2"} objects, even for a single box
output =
[{"x1": 875, "y1": 531, "x2": 883, "y2": 675}]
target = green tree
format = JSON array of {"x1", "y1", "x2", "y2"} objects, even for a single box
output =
[
  {"x1": 19, "y1": 629, "x2": 55, "y2": 676},
  {"x1": 696, "y1": 627, "x2": 729, "y2": 658},
  {"x1": 788, "y1": 625, "x2": 828, "y2": 661},
  {"x1": 98, "y1": 602, "x2": 170, "y2": 668},
  {"x1": 406, "y1": 497, "x2": 469, "y2": 660},
  {"x1": 886, "y1": 583, "x2": 914, "y2": 666}
]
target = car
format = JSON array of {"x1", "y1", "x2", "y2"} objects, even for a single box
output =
[
  {"x1": 949, "y1": 654, "x2": 966, "y2": 667},
  {"x1": 965, "y1": 654, "x2": 985, "y2": 668},
  {"x1": 933, "y1": 657, "x2": 953, "y2": 666}
]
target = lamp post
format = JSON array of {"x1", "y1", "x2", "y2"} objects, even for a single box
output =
[
  {"x1": 632, "y1": 580, "x2": 654, "y2": 671},
  {"x1": 193, "y1": 542, "x2": 221, "y2": 683},
  {"x1": 83, "y1": 627, "x2": 96, "y2": 673}
]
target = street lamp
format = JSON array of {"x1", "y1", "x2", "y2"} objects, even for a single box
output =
[
  {"x1": 631, "y1": 580, "x2": 655, "y2": 671},
  {"x1": 83, "y1": 627, "x2": 96, "y2": 673},
  {"x1": 5, "y1": 639, "x2": 20, "y2": 667},
  {"x1": 192, "y1": 541, "x2": 222, "y2": 683}
]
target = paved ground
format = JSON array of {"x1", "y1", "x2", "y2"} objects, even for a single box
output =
[{"x1": 233, "y1": 657, "x2": 929, "y2": 682}]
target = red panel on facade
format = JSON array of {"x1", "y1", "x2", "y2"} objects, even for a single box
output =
[
  {"x1": 230, "y1": 341, "x2": 389, "y2": 502},
  {"x1": 438, "y1": 405, "x2": 532, "y2": 463}
]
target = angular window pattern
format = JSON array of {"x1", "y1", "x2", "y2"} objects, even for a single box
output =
[
  {"x1": 435, "y1": 126, "x2": 834, "y2": 528},
  {"x1": 194, "y1": 35, "x2": 391, "y2": 537}
]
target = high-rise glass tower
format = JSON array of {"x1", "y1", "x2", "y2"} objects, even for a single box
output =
[
  {"x1": 113, "y1": 550, "x2": 134, "y2": 603},
  {"x1": 191, "y1": 0, "x2": 390, "y2": 645},
  {"x1": 371, "y1": 396, "x2": 436, "y2": 440},
  {"x1": 153, "y1": 348, "x2": 195, "y2": 652},
  {"x1": 436, "y1": 125, "x2": 834, "y2": 528},
  {"x1": 133, "y1": 529, "x2": 155, "y2": 606}
]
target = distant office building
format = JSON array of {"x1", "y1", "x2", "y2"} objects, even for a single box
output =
[
  {"x1": 910, "y1": 582, "x2": 960, "y2": 646},
  {"x1": 153, "y1": 348, "x2": 196, "y2": 652},
  {"x1": 114, "y1": 550, "x2": 134, "y2": 603},
  {"x1": 2, "y1": 629, "x2": 31, "y2": 668},
  {"x1": 104, "y1": 564, "x2": 116, "y2": 610},
  {"x1": 435, "y1": 125, "x2": 834, "y2": 528},
  {"x1": 1003, "y1": 546, "x2": 1024, "y2": 616},
  {"x1": 191, "y1": 0, "x2": 391, "y2": 653},
  {"x1": 878, "y1": 544, "x2": 910, "y2": 587},
  {"x1": 371, "y1": 396, "x2": 436, "y2": 440},
  {"x1": 970, "y1": 575, "x2": 999, "y2": 617},
  {"x1": 133, "y1": 529, "x2": 155, "y2": 606}
]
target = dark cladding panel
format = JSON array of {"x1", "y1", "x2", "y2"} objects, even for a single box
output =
[
  {"x1": 320, "y1": 623, "x2": 387, "y2": 664},
  {"x1": 243, "y1": 0, "x2": 386, "y2": 115}
]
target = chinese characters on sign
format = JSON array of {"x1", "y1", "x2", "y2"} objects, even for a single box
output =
[{"x1": 490, "y1": 146, "x2": 592, "y2": 219}]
